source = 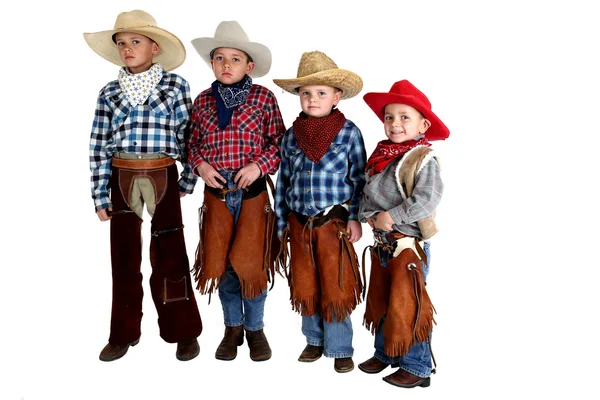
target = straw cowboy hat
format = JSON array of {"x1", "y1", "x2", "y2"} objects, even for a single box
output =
[
  {"x1": 191, "y1": 21, "x2": 272, "y2": 78},
  {"x1": 83, "y1": 10, "x2": 186, "y2": 71},
  {"x1": 363, "y1": 80, "x2": 450, "y2": 141},
  {"x1": 273, "y1": 51, "x2": 363, "y2": 99}
]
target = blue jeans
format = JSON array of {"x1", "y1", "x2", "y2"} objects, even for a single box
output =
[
  {"x1": 217, "y1": 172, "x2": 267, "y2": 331},
  {"x1": 373, "y1": 236, "x2": 432, "y2": 378},
  {"x1": 302, "y1": 312, "x2": 354, "y2": 358}
]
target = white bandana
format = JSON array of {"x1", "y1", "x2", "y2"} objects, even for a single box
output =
[{"x1": 118, "y1": 63, "x2": 163, "y2": 107}]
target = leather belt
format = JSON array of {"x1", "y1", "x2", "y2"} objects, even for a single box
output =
[{"x1": 112, "y1": 157, "x2": 175, "y2": 170}]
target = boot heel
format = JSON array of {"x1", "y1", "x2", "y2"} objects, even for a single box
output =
[
  {"x1": 391, "y1": 362, "x2": 399, "y2": 368},
  {"x1": 131, "y1": 338, "x2": 140, "y2": 347},
  {"x1": 420, "y1": 377, "x2": 431, "y2": 387}
]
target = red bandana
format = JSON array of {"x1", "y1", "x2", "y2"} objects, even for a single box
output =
[
  {"x1": 365, "y1": 138, "x2": 431, "y2": 176},
  {"x1": 292, "y1": 108, "x2": 347, "y2": 163}
]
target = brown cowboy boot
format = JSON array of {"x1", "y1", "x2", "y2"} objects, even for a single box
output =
[
  {"x1": 99, "y1": 338, "x2": 140, "y2": 362},
  {"x1": 215, "y1": 326, "x2": 244, "y2": 360},
  {"x1": 358, "y1": 356, "x2": 400, "y2": 374},
  {"x1": 245, "y1": 329, "x2": 272, "y2": 361},
  {"x1": 334, "y1": 357, "x2": 354, "y2": 373},
  {"x1": 176, "y1": 338, "x2": 200, "y2": 361},
  {"x1": 297, "y1": 344, "x2": 324, "y2": 362},
  {"x1": 383, "y1": 368, "x2": 431, "y2": 388}
]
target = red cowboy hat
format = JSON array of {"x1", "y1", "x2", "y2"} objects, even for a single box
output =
[{"x1": 363, "y1": 80, "x2": 450, "y2": 141}]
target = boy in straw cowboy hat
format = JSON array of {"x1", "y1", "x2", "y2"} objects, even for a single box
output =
[
  {"x1": 357, "y1": 80, "x2": 450, "y2": 388},
  {"x1": 84, "y1": 9, "x2": 202, "y2": 362},
  {"x1": 273, "y1": 51, "x2": 367, "y2": 373},
  {"x1": 187, "y1": 21, "x2": 285, "y2": 362}
]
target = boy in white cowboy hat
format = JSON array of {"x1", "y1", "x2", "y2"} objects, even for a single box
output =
[
  {"x1": 358, "y1": 80, "x2": 450, "y2": 388},
  {"x1": 84, "y1": 9, "x2": 202, "y2": 362},
  {"x1": 187, "y1": 21, "x2": 285, "y2": 362},
  {"x1": 273, "y1": 51, "x2": 367, "y2": 373}
]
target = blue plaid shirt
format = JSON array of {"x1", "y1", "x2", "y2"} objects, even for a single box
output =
[
  {"x1": 89, "y1": 69, "x2": 197, "y2": 211},
  {"x1": 274, "y1": 119, "x2": 367, "y2": 237}
]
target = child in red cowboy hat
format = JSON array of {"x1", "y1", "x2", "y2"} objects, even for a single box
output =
[
  {"x1": 357, "y1": 80, "x2": 450, "y2": 388},
  {"x1": 187, "y1": 21, "x2": 285, "y2": 362},
  {"x1": 84, "y1": 10, "x2": 202, "y2": 362},
  {"x1": 273, "y1": 51, "x2": 367, "y2": 373}
]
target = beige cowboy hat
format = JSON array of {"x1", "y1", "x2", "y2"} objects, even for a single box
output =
[
  {"x1": 83, "y1": 10, "x2": 186, "y2": 71},
  {"x1": 273, "y1": 51, "x2": 363, "y2": 99},
  {"x1": 191, "y1": 21, "x2": 272, "y2": 78}
]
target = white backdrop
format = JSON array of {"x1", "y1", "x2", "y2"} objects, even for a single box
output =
[{"x1": 2, "y1": 0, "x2": 599, "y2": 399}]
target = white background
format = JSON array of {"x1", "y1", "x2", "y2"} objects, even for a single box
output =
[{"x1": 2, "y1": 0, "x2": 599, "y2": 399}]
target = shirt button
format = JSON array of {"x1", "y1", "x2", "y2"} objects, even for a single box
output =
[
  {"x1": 292, "y1": 150, "x2": 296, "y2": 155},
  {"x1": 307, "y1": 171, "x2": 311, "y2": 175},
  {"x1": 225, "y1": 138, "x2": 229, "y2": 142},
  {"x1": 224, "y1": 152, "x2": 229, "y2": 156},
  {"x1": 133, "y1": 141, "x2": 137, "y2": 145},
  {"x1": 137, "y1": 155, "x2": 142, "y2": 160},
  {"x1": 366, "y1": 196, "x2": 370, "y2": 199},
  {"x1": 308, "y1": 205, "x2": 312, "y2": 209},
  {"x1": 306, "y1": 189, "x2": 311, "y2": 193}
]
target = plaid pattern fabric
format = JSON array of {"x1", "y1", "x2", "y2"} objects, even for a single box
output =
[
  {"x1": 188, "y1": 84, "x2": 285, "y2": 176},
  {"x1": 358, "y1": 155, "x2": 443, "y2": 238},
  {"x1": 274, "y1": 119, "x2": 367, "y2": 237},
  {"x1": 89, "y1": 69, "x2": 197, "y2": 211}
]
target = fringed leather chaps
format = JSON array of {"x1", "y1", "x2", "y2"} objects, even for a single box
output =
[
  {"x1": 287, "y1": 211, "x2": 363, "y2": 323},
  {"x1": 192, "y1": 187, "x2": 277, "y2": 300},
  {"x1": 229, "y1": 191, "x2": 276, "y2": 299},
  {"x1": 363, "y1": 248, "x2": 391, "y2": 334},
  {"x1": 380, "y1": 247, "x2": 435, "y2": 357}
]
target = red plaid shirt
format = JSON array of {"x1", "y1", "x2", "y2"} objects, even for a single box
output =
[{"x1": 188, "y1": 84, "x2": 285, "y2": 176}]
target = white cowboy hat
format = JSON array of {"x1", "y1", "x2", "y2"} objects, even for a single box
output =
[
  {"x1": 83, "y1": 10, "x2": 186, "y2": 71},
  {"x1": 191, "y1": 21, "x2": 272, "y2": 78},
  {"x1": 273, "y1": 51, "x2": 363, "y2": 99}
]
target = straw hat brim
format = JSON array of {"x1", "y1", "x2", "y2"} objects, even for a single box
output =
[
  {"x1": 273, "y1": 69, "x2": 363, "y2": 100},
  {"x1": 363, "y1": 92, "x2": 450, "y2": 141},
  {"x1": 84, "y1": 26, "x2": 186, "y2": 71},
  {"x1": 191, "y1": 38, "x2": 272, "y2": 78}
]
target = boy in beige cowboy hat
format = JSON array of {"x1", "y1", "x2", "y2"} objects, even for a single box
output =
[
  {"x1": 273, "y1": 51, "x2": 367, "y2": 373},
  {"x1": 358, "y1": 80, "x2": 450, "y2": 388},
  {"x1": 84, "y1": 9, "x2": 202, "y2": 362},
  {"x1": 187, "y1": 21, "x2": 285, "y2": 362}
]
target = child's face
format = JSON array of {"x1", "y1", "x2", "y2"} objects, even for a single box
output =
[
  {"x1": 299, "y1": 85, "x2": 341, "y2": 118},
  {"x1": 211, "y1": 47, "x2": 255, "y2": 84},
  {"x1": 114, "y1": 32, "x2": 159, "y2": 74},
  {"x1": 383, "y1": 103, "x2": 431, "y2": 144}
]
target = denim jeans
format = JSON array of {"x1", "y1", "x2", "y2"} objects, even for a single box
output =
[
  {"x1": 373, "y1": 235, "x2": 432, "y2": 378},
  {"x1": 302, "y1": 312, "x2": 354, "y2": 358},
  {"x1": 217, "y1": 171, "x2": 267, "y2": 331}
]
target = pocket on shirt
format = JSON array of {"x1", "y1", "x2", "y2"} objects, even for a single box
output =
[
  {"x1": 283, "y1": 145, "x2": 304, "y2": 172},
  {"x1": 237, "y1": 104, "x2": 262, "y2": 132},
  {"x1": 318, "y1": 143, "x2": 348, "y2": 174},
  {"x1": 145, "y1": 89, "x2": 175, "y2": 116}
]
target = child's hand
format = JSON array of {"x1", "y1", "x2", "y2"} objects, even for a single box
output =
[
  {"x1": 347, "y1": 220, "x2": 362, "y2": 243},
  {"x1": 372, "y1": 211, "x2": 395, "y2": 231},
  {"x1": 197, "y1": 162, "x2": 226, "y2": 189},
  {"x1": 234, "y1": 163, "x2": 261, "y2": 189},
  {"x1": 97, "y1": 207, "x2": 112, "y2": 222}
]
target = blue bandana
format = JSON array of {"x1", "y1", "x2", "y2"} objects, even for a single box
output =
[{"x1": 211, "y1": 75, "x2": 253, "y2": 129}]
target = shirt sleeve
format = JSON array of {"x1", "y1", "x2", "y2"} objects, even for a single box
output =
[
  {"x1": 274, "y1": 131, "x2": 292, "y2": 238},
  {"x1": 346, "y1": 126, "x2": 367, "y2": 220},
  {"x1": 174, "y1": 80, "x2": 198, "y2": 193},
  {"x1": 251, "y1": 91, "x2": 285, "y2": 175},
  {"x1": 89, "y1": 89, "x2": 113, "y2": 212},
  {"x1": 389, "y1": 157, "x2": 444, "y2": 225},
  {"x1": 187, "y1": 96, "x2": 207, "y2": 174}
]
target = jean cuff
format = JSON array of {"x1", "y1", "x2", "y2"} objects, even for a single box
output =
[
  {"x1": 323, "y1": 351, "x2": 353, "y2": 358},
  {"x1": 306, "y1": 338, "x2": 324, "y2": 347},
  {"x1": 243, "y1": 323, "x2": 264, "y2": 331}
]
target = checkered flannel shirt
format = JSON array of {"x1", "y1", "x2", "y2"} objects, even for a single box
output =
[
  {"x1": 188, "y1": 84, "x2": 285, "y2": 176},
  {"x1": 274, "y1": 119, "x2": 367, "y2": 237},
  {"x1": 89, "y1": 70, "x2": 197, "y2": 211}
]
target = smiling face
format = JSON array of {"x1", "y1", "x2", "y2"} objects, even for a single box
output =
[
  {"x1": 210, "y1": 47, "x2": 255, "y2": 84},
  {"x1": 383, "y1": 103, "x2": 431, "y2": 143},
  {"x1": 298, "y1": 85, "x2": 342, "y2": 118},
  {"x1": 114, "y1": 32, "x2": 159, "y2": 74}
]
